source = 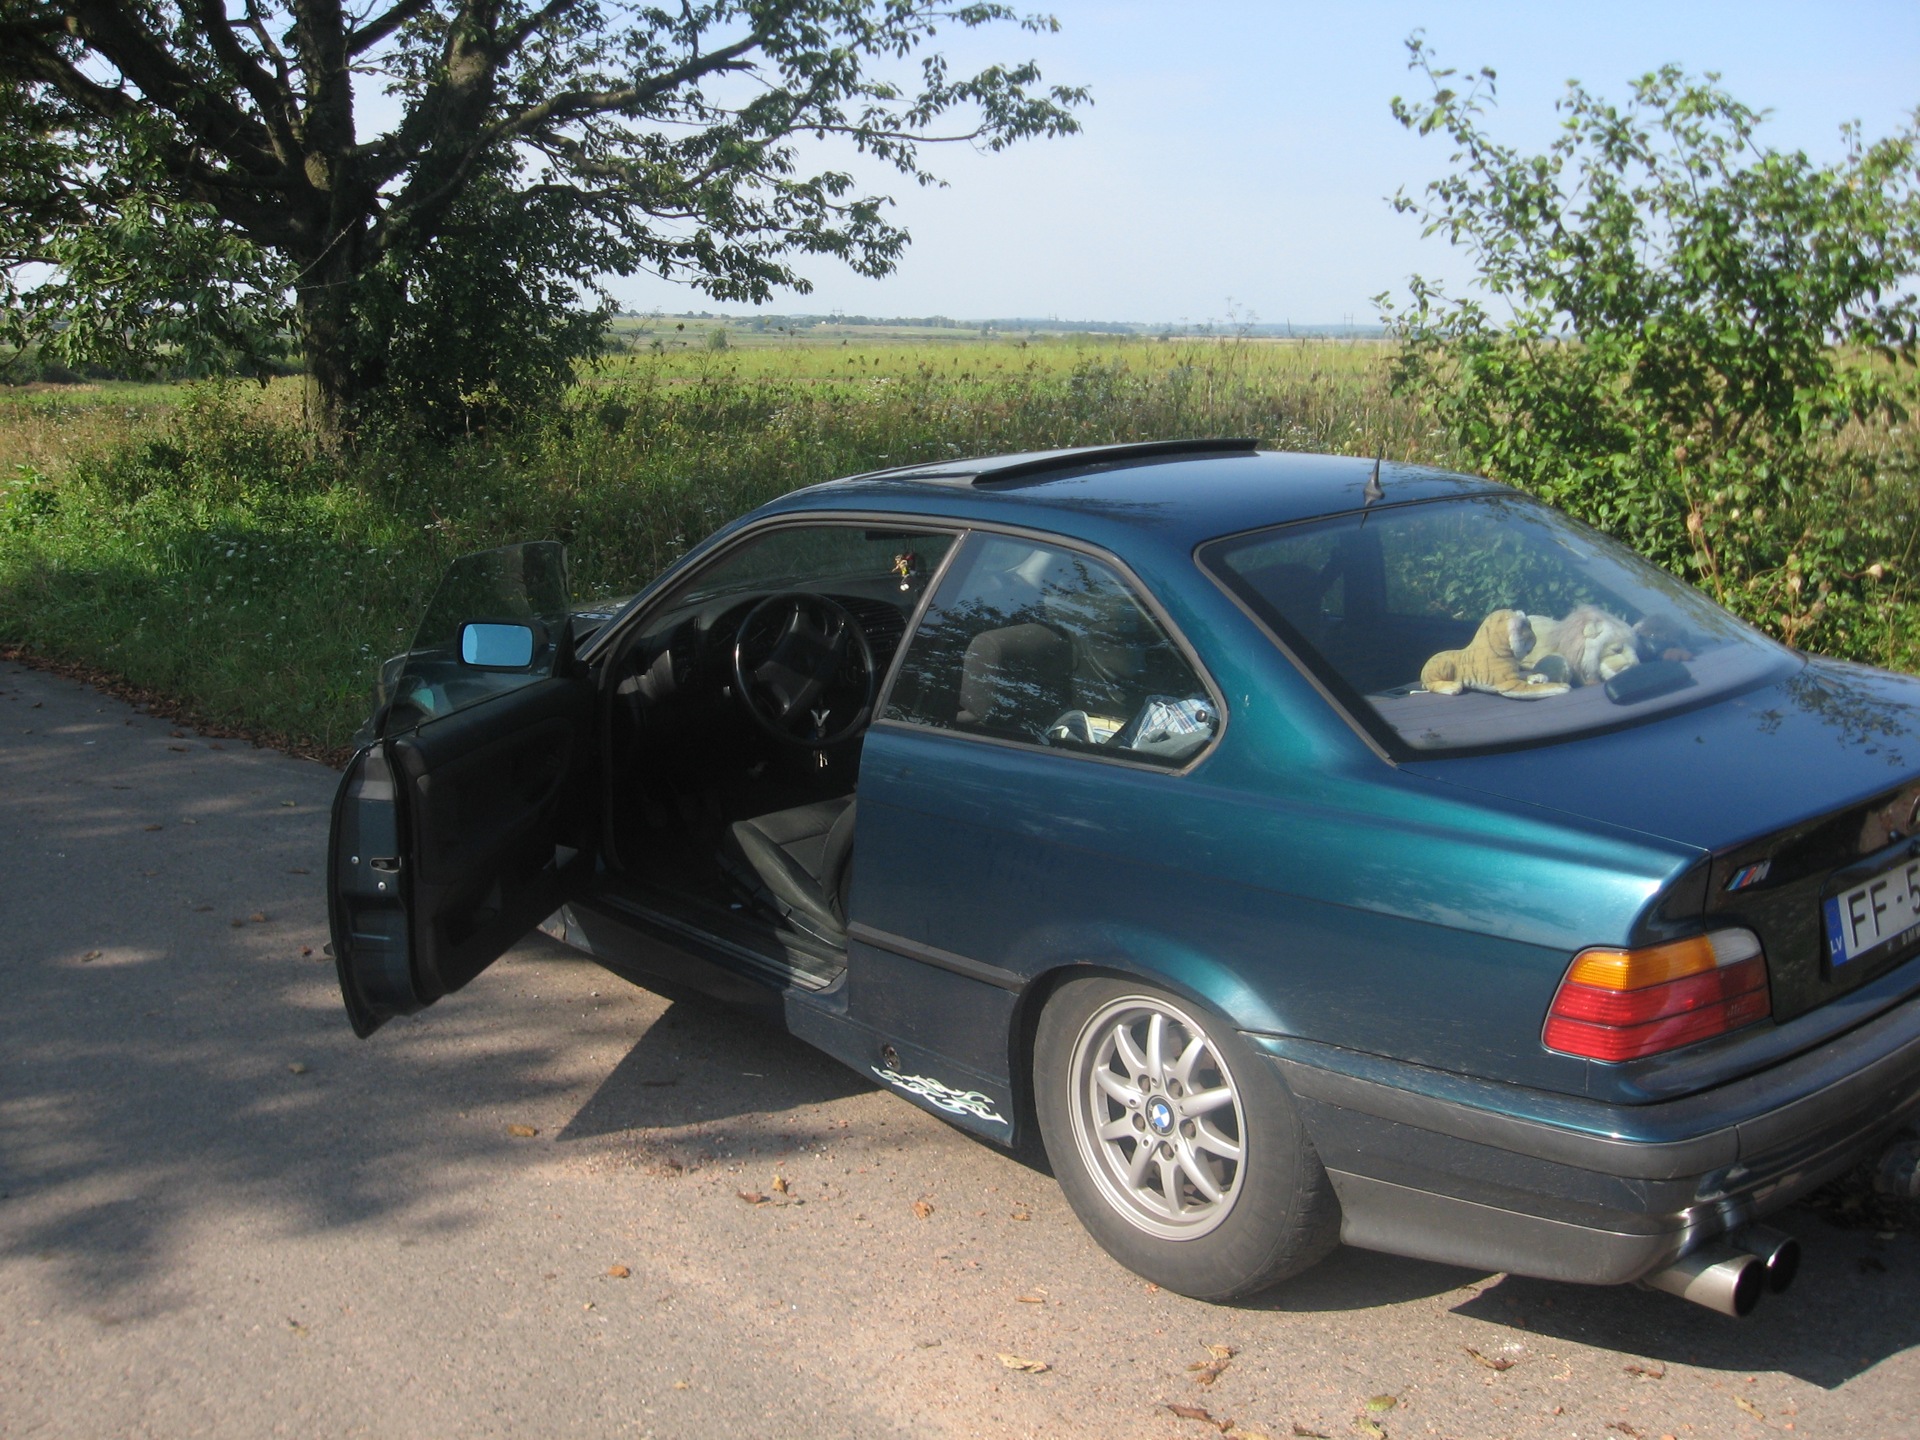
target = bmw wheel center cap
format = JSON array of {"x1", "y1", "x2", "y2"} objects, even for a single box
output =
[{"x1": 1147, "y1": 1097, "x2": 1175, "y2": 1134}]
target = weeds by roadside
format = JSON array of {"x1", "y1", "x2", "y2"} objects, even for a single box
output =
[{"x1": 0, "y1": 337, "x2": 1914, "y2": 755}]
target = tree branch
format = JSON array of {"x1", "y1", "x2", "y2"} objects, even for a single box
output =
[
  {"x1": 192, "y1": 0, "x2": 300, "y2": 163},
  {"x1": 347, "y1": 0, "x2": 434, "y2": 56},
  {"x1": 488, "y1": 31, "x2": 766, "y2": 148},
  {"x1": 61, "y1": 0, "x2": 281, "y2": 174}
]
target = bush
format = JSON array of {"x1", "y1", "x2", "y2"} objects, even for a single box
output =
[{"x1": 1381, "y1": 40, "x2": 1920, "y2": 666}]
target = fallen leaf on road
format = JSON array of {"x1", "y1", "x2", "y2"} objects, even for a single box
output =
[
  {"x1": 1189, "y1": 1344, "x2": 1237, "y2": 1385},
  {"x1": 80, "y1": 951, "x2": 101, "y2": 963},
  {"x1": 1734, "y1": 1397, "x2": 1764, "y2": 1420},
  {"x1": 912, "y1": 1199, "x2": 934, "y2": 1219},
  {"x1": 1364, "y1": 1396, "x2": 1397, "y2": 1413},
  {"x1": 1016, "y1": 1294, "x2": 1044, "y2": 1304},
  {"x1": 286, "y1": 1317, "x2": 307, "y2": 1336},
  {"x1": 301, "y1": 947, "x2": 313, "y2": 957},
  {"x1": 507, "y1": 1124, "x2": 538, "y2": 1138},
  {"x1": 249, "y1": 912, "x2": 267, "y2": 923},
  {"x1": 772, "y1": 1175, "x2": 790, "y2": 1195},
  {"x1": 229, "y1": 918, "x2": 245, "y2": 928},
  {"x1": 1010, "y1": 1207, "x2": 1031, "y2": 1221},
  {"x1": 1166, "y1": 1403, "x2": 1229, "y2": 1430},
  {"x1": 1605, "y1": 1424, "x2": 1642, "y2": 1438},
  {"x1": 167, "y1": 745, "x2": 188, "y2": 752},
  {"x1": 671, "y1": 1380, "x2": 690, "y2": 1390},
  {"x1": 1351, "y1": 1421, "x2": 1385, "y2": 1440},
  {"x1": 287, "y1": 1063, "x2": 308, "y2": 1075},
  {"x1": 280, "y1": 800, "x2": 297, "y2": 808},
  {"x1": 996, "y1": 1353, "x2": 1049, "y2": 1373},
  {"x1": 142, "y1": 823, "x2": 163, "y2": 832},
  {"x1": 738, "y1": 1191, "x2": 768, "y2": 1206},
  {"x1": 1465, "y1": 1346, "x2": 1514, "y2": 1371},
  {"x1": 607, "y1": 1265, "x2": 630, "y2": 1278},
  {"x1": 1622, "y1": 1363, "x2": 1666, "y2": 1380},
  {"x1": 169, "y1": 730, "x2": 184, "y2": 738},
  {"x1": 1145, "y1": 1282, "x2": 1161, "y2": 1294},
  {"x1": 1291, "y1": 1428, "x2": 1330, "y2": 1439}
]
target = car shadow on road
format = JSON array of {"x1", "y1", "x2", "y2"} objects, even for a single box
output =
[
  {"x1": 1447, "y1": 1210, "x2": 1917, "y2": 1389},
  {"x1": 556, "y1": 994, "x2": 874, "y2": 1141},
  {"x1": 1246, "y1": 1246, "x2": 1492, "y2": 1312},
  {"x1": 1231, "y1": 1208, "x2": 1917, "y2": 1390}
]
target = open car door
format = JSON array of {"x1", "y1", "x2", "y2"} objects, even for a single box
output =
[{"x1": 328, "y1": 542, "x2": 597, "y2": 1037}]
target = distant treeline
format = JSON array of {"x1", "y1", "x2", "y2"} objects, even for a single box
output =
[
  {"x1": 617, "y1": 311, "x2": 1390, "y2": 339},
  {"x1": 3, "y1": 348, "x2": 302, "y2": 387}
]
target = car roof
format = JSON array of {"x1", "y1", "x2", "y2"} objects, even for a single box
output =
[{"x1": 754, "y1": 442, "x2": 1516, "y2": 556}]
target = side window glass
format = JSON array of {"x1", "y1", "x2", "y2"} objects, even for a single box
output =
[
  {"x1": 384, "y1": 541, "x2": 571, "y2": 731},
  {"x1": 883, "y1": 535, "x2": 1218, "y2": 767}
]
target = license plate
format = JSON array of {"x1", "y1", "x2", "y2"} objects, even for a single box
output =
[{"x1": 1824, "y1": 851, "x2": 1920, "y2": 969}]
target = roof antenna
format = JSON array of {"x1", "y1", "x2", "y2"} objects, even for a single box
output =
[{"x1": 1363, "y1": 452, "x2": 1385, "y2": 505}]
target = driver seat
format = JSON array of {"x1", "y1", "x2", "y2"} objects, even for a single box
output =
[{"x1": 720, "y1": 796, "x2": 856, "y2": 944}]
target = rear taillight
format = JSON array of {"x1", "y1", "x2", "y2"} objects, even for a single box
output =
[{"x1": 1544, "y1": 930, "x2": 1770, "y2": 1062}]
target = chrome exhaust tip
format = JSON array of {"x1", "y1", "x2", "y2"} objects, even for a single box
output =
[
  {"x1": 1729, "y1": 1225, "x2": 1801, "y2": 1294},
  {"x1": 1642, "y1": 1245, "x2": 1767, "y2": 1317}
]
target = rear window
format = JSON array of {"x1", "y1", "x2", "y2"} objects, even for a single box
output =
[{"x1": 1201, "y1": 496, "x2": 1798, "y2": 753}]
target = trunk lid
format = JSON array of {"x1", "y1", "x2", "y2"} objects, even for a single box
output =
[{"x1": 1407, "y1": 658, "x2": 1920, "y2": 1022}]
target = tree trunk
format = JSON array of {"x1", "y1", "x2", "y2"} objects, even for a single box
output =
[
  {"x1": 295, "y1": 244, "x2": 383, "y2": 444},
  {"x1": 297, "y1": 283, "x2": 353, "y2": 442}
]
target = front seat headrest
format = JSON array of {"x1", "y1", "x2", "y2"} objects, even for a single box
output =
[{"x1": 957, "y1": 623, "x2": 1072, "y2": 737}]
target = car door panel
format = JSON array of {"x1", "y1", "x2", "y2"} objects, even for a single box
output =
[{"x1": 331, "y1": 675, "x2": 594, "y2": 1036}]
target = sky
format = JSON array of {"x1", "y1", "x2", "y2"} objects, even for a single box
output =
[{"x1": 604, "y1": 0, "x2": 1920, "y2": 327}]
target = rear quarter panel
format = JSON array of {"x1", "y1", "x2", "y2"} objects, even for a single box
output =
[{"x1": 853, "y1": 594, "x2": 1699, "y2": 1099}]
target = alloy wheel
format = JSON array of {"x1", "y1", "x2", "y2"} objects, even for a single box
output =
[{"x1": 1066, "y1": 994, "x2": 1248, "y2": 1241}]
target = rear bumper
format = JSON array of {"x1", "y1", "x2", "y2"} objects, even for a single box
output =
[{"x1": 1255, "y1": 982, "x2": 1920, "y2": 1285}]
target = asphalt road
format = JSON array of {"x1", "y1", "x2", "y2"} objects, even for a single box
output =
[{"x1": 2, "y1": 658, "x2": 1917, "y2": 1440}]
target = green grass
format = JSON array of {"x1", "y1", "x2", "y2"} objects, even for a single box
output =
[{"x1": 1, "y1": 337, "x2": 1914, "y2": 755}]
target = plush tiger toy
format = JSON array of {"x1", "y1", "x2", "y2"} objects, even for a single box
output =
[{"x1": 1421, "y1": 609, "x2": 1572, "y2": 700}]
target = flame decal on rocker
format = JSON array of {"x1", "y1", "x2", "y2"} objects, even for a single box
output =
[{"x1": 871, "y1": 1066, "x2": 1007, "y2": 1125}]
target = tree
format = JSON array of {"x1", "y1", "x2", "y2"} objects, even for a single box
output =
[
  {"x1": 0, "y1": 1, "x2": 1085, "y2": 435},
  {"x1": 1381, "y1": 37, "x2": 1920, "y2": 652}
]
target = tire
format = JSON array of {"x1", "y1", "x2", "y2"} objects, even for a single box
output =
[{"x1": 1034, "y1": 975, "x2": 1340, "y2": 1300}]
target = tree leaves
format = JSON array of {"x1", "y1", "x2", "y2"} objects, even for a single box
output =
[{"x1": 0, "y1": 0, "x2": 1088, "y2": 435}]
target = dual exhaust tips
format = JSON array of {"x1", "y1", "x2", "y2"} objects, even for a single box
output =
[
  {"x1": 1645, "y1": 1142, "x2": 1920, "y2": 1316},
  {"x1": 1642, "y1": 1226, "x2": 1800, "y2": 1317}
]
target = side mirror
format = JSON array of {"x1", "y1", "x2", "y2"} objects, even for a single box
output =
[{"x1": 459, "y1": 620, "x2": 540, "y2": 670}]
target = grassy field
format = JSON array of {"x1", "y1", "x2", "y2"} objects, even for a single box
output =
[{"x1": 2, "y1": 333, "x2": 1914, "y2": 755}]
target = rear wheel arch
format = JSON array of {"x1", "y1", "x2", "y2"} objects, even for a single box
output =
[{"x1": 1023, "y1": 969, "x2": 1342, "y2": 1299}]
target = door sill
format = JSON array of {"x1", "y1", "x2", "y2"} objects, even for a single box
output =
[{"x1": 596, "y1": 882, "x2": 845, "y2": 992}]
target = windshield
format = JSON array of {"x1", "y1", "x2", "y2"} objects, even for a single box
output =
[
  {"x1": 675, "y1": 526, "x2": 952, "y2": 606},
  {"x1": 1201, "y1": 495, "x2": 1799, "y2": 754}
]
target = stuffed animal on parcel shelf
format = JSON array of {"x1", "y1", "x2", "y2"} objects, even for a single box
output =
[
  {"x1": 1523, "y1": 604, "x2": 1641, "y2": 687},
  {"x1": 1420, "y1": 609, "x2": 1572, "y2": 700}
]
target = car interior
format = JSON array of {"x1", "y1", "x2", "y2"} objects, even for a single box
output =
[
  {"x1": 591, "y1": 524, "x2": 958, "y2": 987},
  {"x1": 1204, "y1": 496, "x2": 1782, "y2": 753},
  {"x1": 592, "y1": 521, "x2": 1219, "y2": 987}
]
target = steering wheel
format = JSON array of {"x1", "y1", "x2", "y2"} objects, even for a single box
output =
[{"x1": 732, "y1": 592, "x2": 877, "y2": 747}]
